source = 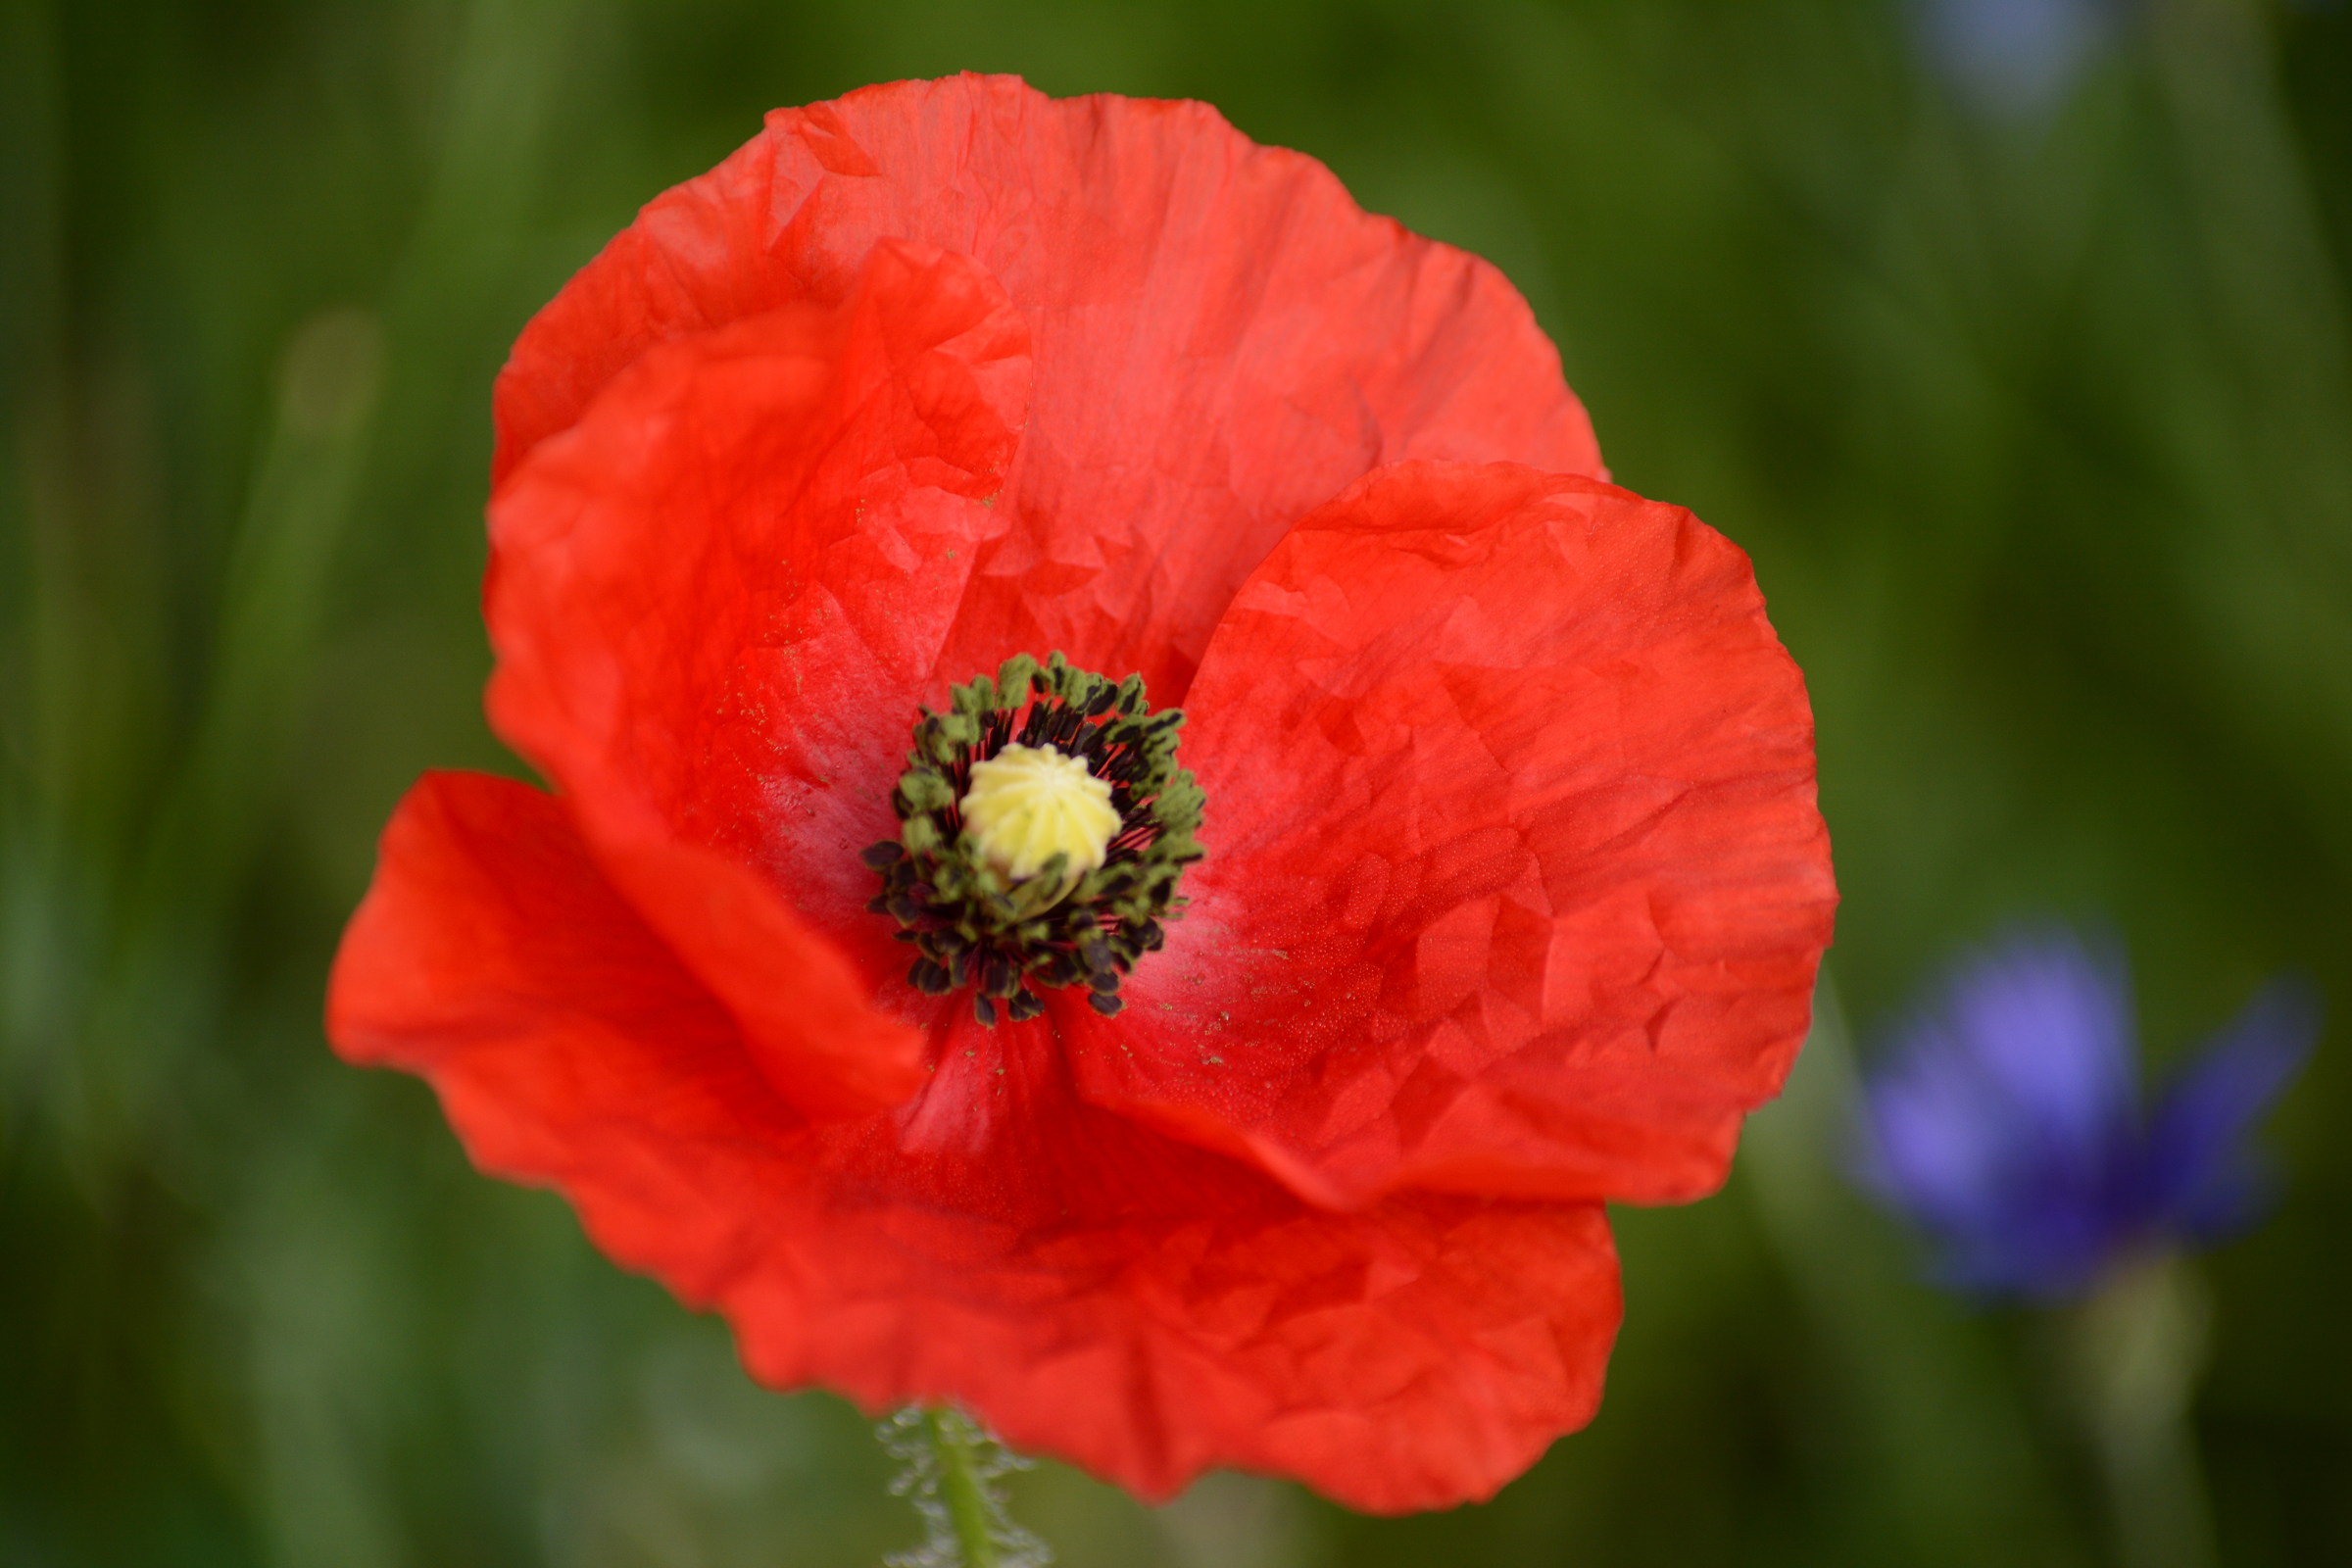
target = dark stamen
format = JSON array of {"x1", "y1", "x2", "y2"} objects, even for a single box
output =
[{"x1": 863, "y1": 651, "x2": 1203, "y2": 1028}]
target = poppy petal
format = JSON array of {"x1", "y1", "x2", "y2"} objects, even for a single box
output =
[
  {"x1": 493, "y1": 74, "x2": 1602, "y2": 701},
  {"x1": 723, "y1": 1062, "x2": 1625, "y2": 1515},
  {"x1": 483, "y1": 237, "x2": 1032, "y2": 1115},
  {"x1": 1076, "y1": 461, "x2": 1836, "y2": 1207},
  {"x1": 326, "y1": 771, "x2": 812, "y2": 1284},
  {"x1": 328, "y1": 770, "x2": 1623, "y2": 1513}
]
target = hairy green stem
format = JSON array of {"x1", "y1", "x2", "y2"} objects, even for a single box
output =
[
  {"x1": 923, "y1": 1408, "x2": 1003, "y2": 1568},
  {"x1": 880, "y1": 1405, "x2": 1049, "y2": 1568}
]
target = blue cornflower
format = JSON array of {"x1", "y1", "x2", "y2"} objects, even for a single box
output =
[
  {"x1": 1913, "y1": 0, "x2": 2126, "y2": 118},
  {"x1": 1857, "y1": 927, "x2": 2315, "y2": 1300}
]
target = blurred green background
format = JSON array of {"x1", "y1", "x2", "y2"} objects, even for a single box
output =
[{"x1": 5, "y1": 0, "x2": 2348, "y2": 1562}]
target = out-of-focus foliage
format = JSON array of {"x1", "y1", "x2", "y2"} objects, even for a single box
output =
[{"x1": 3, "y1": 0, "x2": 2346, "y2": 1563}]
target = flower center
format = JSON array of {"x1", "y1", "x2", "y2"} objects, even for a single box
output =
[
  {"x1": 960, "y1": 744, "x2": 1120, "y2": 893},
  {"x1": 863, "y1": 653, "x2": 1203, "y2": 1026}
]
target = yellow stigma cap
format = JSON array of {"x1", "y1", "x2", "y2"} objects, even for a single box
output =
[{"x1": 959, "y1": 744, "x2": 1120, "y2": 888}]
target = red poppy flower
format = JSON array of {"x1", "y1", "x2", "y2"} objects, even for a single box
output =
[{"x1": 328, "y1": 74, "x2": 1835, "y2": 1513}]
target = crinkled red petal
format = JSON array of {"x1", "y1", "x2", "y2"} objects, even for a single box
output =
[
  {"x1": 1071, "y1": 462, "x2": 1837, "y2": 1208},
  {"x1": 493, "y1": 74, "x2": 1603, "y2": 702},
  {"x1": 328, "y1": 771, "x2": 1623, "y2": 1512},
  {"x1": 483, "y1": 237, "x2": 1030, "y2": 1114}
]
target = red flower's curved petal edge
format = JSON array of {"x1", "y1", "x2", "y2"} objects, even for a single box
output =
[
  {"x1": 492, "y1": 74, "x2": 1603, "y2": 702},
  {"x1": 1074, "y1": 461, "x2": 1837, "y2": 1209},
  {"x1": 483, "y1": 237, "x2": 1031, "y2": 1116},
  {"x1": 328, "y1": 769, "x2": 1624, "y2": 1513},
  {"x1": 327, "y1": 771, "x2": 810, "y2": 1267}
]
